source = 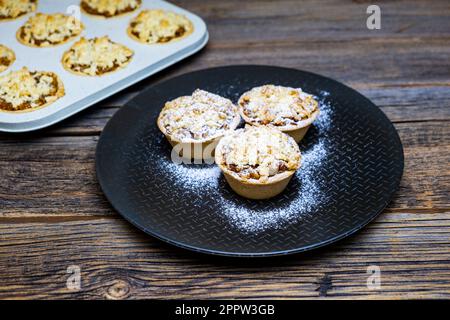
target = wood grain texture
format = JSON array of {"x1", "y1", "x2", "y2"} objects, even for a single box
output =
[
  {"x1": 33, "y1": 84, "x2": 450, "y2": 135},
  {"x1": 0, "y1": 122, "x2": 448, "y2": 217},
  {"x1": 0, "y1": 211, "x2": 449, "y2": 299},
  {"x1": 0, "y1": 0, "x2": 449, "y2": 299}
]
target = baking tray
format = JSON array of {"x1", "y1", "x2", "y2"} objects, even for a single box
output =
[{"x1": 0, "y1": 0, "x2": 208, "y2": 132}]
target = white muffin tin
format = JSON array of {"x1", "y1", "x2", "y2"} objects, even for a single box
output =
[{"x1": 0, "y1": 0, "x2": 208, "y2": 132}]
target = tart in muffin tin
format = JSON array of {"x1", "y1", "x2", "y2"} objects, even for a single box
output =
[
  {"x1": 0, "y1": 44, "x2": 15, "y2": 73},
  {"x1": 62, "y1": 36, "x2": 134, "y2": 77},
  {"x1": 128, "y1": 9, "x2": 193, "y2": 44},
  {"x1": 16, "y1": 13, "x2": 84, "y2": 47},
  {"x1": 0, "y1": 0, "x2": 37, "y2": 21},
  {"x1": 0, "y1": 67, "x2": 65, "y2": 112},
  {"x1": 80, "y1": 0, "x2": 142, "y2": 18}
]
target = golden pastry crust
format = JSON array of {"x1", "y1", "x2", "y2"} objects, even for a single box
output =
[
  {"x1": 128, "y1": 9, "x2": 193, "y2": 44},
  {"x1": 80, "y1": 0, "x2": 141, "y2": 18},
  {"x1": 238, "y1": 84, "x2": 319, "y2": 131},
  {"x1": 0, "y1": 44, "x2": 15, "y2": 73},
  {"x1": 16, "y1": 13, "x2": 84, "y2": 47},
  {"x1": 216, "y1": 126, "x2": 301, "y2": 184},
  {"x1": 0, "y1": 0, "x2": 37, "y2": 21},
  {"x1": 157, "y1": 89, "x2": 240, "y2": 143},
  {"x1": 0, "y1": 67, "x2": 65, "y2": 112},
  {"x1": 62, "y1": 36, "x2": 134, "y2": 77}
]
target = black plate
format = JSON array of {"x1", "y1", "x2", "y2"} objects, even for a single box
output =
[{"x1": 96, "y1": 65, "x2": 404, "y2": 257}]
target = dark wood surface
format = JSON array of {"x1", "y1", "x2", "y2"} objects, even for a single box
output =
[{"x1": 1, "y1": 0, "x2": 449, "y2": 299}]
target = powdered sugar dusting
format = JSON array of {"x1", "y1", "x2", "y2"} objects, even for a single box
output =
[
  {"x1": 155, "y1": 154, "x2": 221, "y2": 191},
  {"x1": 169, "y1": 162, "x2": 220, "y2": 189},
  {"x1": 153, "y1": 90, "x2": 333, "y2": 233},
  {"x1": 314, "y1": 91, "x2": 333, "y2": 133}
]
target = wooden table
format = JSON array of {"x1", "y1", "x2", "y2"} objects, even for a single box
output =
[{"x1": 1, "y1": 0, "x2": 449, "y2": 299}]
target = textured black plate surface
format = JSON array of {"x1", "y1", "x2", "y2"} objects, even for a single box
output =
[{"x1": 96, "y1": 65, "x2": 404, "y2": 257}]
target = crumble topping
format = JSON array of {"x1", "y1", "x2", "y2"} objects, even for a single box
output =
[
  {"x1": 81, "y1": 0, "x2": 141, "y2": 18},
  {"x1": 0, "y1": 67, "x2": 64, "y2": 111},
  {"x1": 17, "y1": 13, "x2": 84, "y2": 47},
  {"x1": 218, "y1": 126, "x2": 301, "y2": 182},
  {"x1": 0, "y1": 0, "x2": 37, "y2": 20},
  {"x1": 158, "y1": 89, "x2": 239, "y2": 142},
  {"x1": 0, "y1": 44, "x2": 15, "y2": 73},
  {"x1": 128, "y1": 9, "x2": 193, "y2": 44},
  {"x1": 239, "y1": 84, "x2": 319, "y2": 128},
  {"x1": 62, "y1": 36, "x2": 134, "y2": 76}
]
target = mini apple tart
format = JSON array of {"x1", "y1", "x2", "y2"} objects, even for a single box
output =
[
  {"x1": 215, "y1": 126, "x2": 301, "y2": 200},
  {"x1": 0, "y1": 67, "x2": 65, "y2": 112},
  {"x1": 16, "y1": 13, "x2": 84, "y2": 47},
  {"x1": 62, "y1": 36, "x2": 134, "y2": 76},
  {"x1": 238, "y1": 84, "x2": 320, "y2": 142},
  {"x1": 0, "y1": 0, "x2": 37, "y2": 21},
  {"x1": 80, "y1": 0, "x2": 141, "y2": 18},
  {"x1": 0, "y1": 45, "x2": 15, "y2": 73},
  {"x1": 128, "y1": 9, "x2": 193, "y2": 44},
  {"x1": 157, "y1": 89, "x2": 240, "y2": 160}
]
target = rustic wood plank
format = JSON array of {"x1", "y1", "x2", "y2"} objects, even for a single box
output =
[
  {"x1": 359, "y1": 86, "x2": 450, "y2": 123},
  {"x1": 36, "y1": 84, "x2": 450, "y2": 136},
  {"x1": 0, "y1": 136, "x2": 111, "y2": 216},
  {"x1": 117, "y1": 39, "x2": 450, "y2": 86},
  {"x1": 182, "y1": 41, "x2": 450, "y2": 85},
  {"x1": 176, "y1": 0, "x2": 450, "y2": 41},
  {"x1": 0, "y1": 121, "x2": 449, "y2": 217},
  {"x1": 168, "y1": 0, "x2": 450, "y2": 86},
  {"x1": 0, "y1": 211, "x2": 448, "y2": 299}
]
